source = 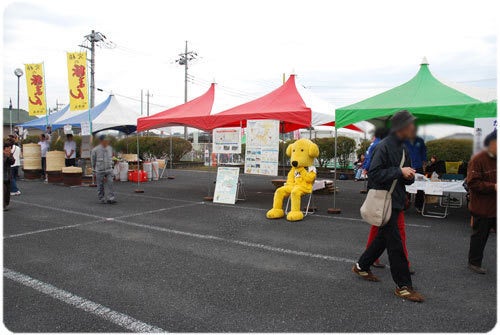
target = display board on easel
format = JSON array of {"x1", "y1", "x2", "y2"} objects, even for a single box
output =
[{"x1": 213, "y1": 167, "x2": 240, "y2": 204}]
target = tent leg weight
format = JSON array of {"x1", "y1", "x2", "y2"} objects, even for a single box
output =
[
  {"x1": 203, "y1": 196, "x2": 213, "y2": 201},
  {"x1": 360, "y1": 189, "x2": 368, "y2": 194},
  {"x1": 327, "y1": 208, "x2": 342, "y2": 214},
  {"x1": 134, "y1": 189, "x2": 144, "y2": 193}
]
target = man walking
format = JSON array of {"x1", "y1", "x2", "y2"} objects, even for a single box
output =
[
  {"x1": 64, "y1": 134, "x2": 77, "y2": 167},
  {"x1": 467, "y1": 130, "x2": 496, "y2": 274},
  {"x1": 405, "y1": 128, "x2": 427, "y2": 211},
  {"x1": 352, "y1": 110, "x2": 424, "y2": 302},
  {"x1": 91, "y1": 135, "x2": 116, "y2": 204}
]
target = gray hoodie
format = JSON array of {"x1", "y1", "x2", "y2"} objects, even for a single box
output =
[{"x1": 91, "y1": 144, "x2": 114, "y2": 172}]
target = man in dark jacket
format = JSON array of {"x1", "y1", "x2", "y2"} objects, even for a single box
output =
[
  {"x1": 467, "y1": 130, "x2": 496, "y2": 274},
  {"x1": 352, "y1": 110, "x2": 424, "y2": 302},
  {"x1": 4, "y1": 140, "x2": 15, "y2": 211}
]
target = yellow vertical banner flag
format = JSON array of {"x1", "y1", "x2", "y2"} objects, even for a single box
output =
[
  {"x1": 24, "y1": 63, "x2": 47, "y2": 116},
  {"x1": 67, "y1": 51, "x2": 89, "y2": 111}
]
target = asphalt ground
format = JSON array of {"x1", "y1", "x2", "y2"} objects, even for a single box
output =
[{"x1": 3, "y1": 170, "x2": 496, "y2": 332}]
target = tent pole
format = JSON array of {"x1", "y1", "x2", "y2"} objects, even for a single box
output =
[
  {"x1": 281, "y1": 122, "x2": 286, "y2": 178},
  {"x1": 328, "y1": 127, "x2": 341, "y2": 214},
  {"x1": 134, "y1": 131, "x2": 144, "y2": 193},
  {"x1": 203, "y1": 129, "x2": 214, "y2": 201},
  {"x1": 167, "y1": 127, "x2": 175, "y2": 179}
]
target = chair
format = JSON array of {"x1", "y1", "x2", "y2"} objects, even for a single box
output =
[
  {"x1": 159, "y1": 159, "x2": 168, "y2": 179},
  {"x1": 439, "y1": 174, "x2": 465, "y2": 208},
  {"x1": 285, "y1": 192, "x2": 315, "y2": 217}
]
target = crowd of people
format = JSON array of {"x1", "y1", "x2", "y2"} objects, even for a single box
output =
[
  {"x1": 2, "y1": 125, "x2": 86, "y2": 210},
  {"x1": 351, "y1": 110, "x2": 497, "y2": 303}
]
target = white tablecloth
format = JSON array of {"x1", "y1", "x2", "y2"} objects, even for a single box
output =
[
  {"x1": 406, "y1": 180, "x2": 466, "y2": 195},
  {"x1": 313, "y1": 179, "x2": 333, "y2": 191}
]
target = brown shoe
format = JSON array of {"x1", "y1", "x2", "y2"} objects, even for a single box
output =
[
  {"x1": 468, "y1": 264, "x2": 486, "y2": 274},
  {"x1": 395, "y1": 286, "x2": 425, "y2": 302},
  {"x1": 372, "y1": 260, "x2": 386, "y2": 268},
  {"x1": 352, "y1": 264, "x2": 380, "y2": 282}
]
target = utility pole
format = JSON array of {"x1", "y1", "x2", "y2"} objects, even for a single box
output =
[
  {"x1": 176, "y1": 41, "x2": 198, "y2": 139},
  {"x1": 140, "y1": 89, "x2": 143, "y2": 116},
  {"x1": 79, "y1": 30, "x2": 113, "y2": 108},
  {"x1": 146, "y1": 90, "x2": 151, "y2": 116}
]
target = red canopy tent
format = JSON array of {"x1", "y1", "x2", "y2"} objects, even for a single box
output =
[
  {"x1": 209, "y1": 75, "x2": 311, "y2": 132},
  {"x1": 137, "y1": 83, "x2": 216, "y2": 132},
  {"x1": 137, "y1": 76, "x2": 366, "y2": 133}
]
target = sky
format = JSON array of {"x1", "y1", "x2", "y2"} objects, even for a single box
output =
[{"x1": 2, "y1": 0, "x2": 498, "y2": 138}]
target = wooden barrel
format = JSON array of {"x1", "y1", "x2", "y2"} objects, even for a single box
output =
[
  {"x1": 46, "y1": 151, "x2": 65, "y2": 172},
  {"x1": 23, "y1": 143, "x2": 42, "y2": 170},
  {"x1": 62, "y1": 167, "x2": 83, "y2": 186},
  {"x1": 23, "y1": 169, "x2": 42, "y2": 180},
  {"x1": 47, "y1": 171, "x2": 63, "y2": 183}
]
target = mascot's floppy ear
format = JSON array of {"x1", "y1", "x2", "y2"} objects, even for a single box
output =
[
  {"x1": 286, "y1": 143, "x2": 293, "y2": 157},
  {"x1": 308, "y1": 142, "x2": 320, "y2": 158}
]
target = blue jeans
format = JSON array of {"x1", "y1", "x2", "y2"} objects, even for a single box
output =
[
  {"x1": 10, "y1": 166, "x2": 19, "y2": 193},
  {"x1": 355, "y1": 168, "x2": 364, "y2": 180}
]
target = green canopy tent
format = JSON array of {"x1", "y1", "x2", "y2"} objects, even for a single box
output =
[
  {"x1": 335, "y1": 58, "x2": 497, "y2": 129},
  {"x1": 327, "y1": 59, "x2": 497, "y2": 214}
]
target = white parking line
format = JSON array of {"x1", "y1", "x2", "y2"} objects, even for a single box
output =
[
  {"x1": 112, "y1": 218, "x2": 357, "y2": 264},
  {"x1": 102, "y1": 191, "x2": 432, "y2": 228},
  {"x1": 11, "y1": 200, "x2": 105, "y2": 219},
  {"x1": 4, "y1": 268, "x2": 166, "y2": 333},
  {"x1": 114, "y1": 202, "x2": 203, "y2": 220},
  {"x1": 9, "y1": 199, "x2": 359, "y2": 264},
  {"x1": 4, "y1": 221, "x2": 98, "y2": 239}
]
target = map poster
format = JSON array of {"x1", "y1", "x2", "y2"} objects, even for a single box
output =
[
  {"x1": 213, "y1": 127, "x2": 242, "y2": 154},
  {"x1": 244, "y1": 119, "x2": 280, "y2": 176},
  {"x1": 213, "y1": 167, "x2": 240, "y2": 204}
]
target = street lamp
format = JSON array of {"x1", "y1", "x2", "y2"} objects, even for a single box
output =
[{"x1": 13, "y1": 68, "x2": 23, "y2": 135}]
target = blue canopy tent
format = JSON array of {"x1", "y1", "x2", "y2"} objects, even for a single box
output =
[
  {"x1": 52, "y1": 95, "x2": 139, "y2": 134},
  {"x1": 19, "y1": 105, "x2": 69, "y2": 130}
]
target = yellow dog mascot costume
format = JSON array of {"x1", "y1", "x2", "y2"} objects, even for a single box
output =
[{"x1": 266, "y1": 138, "x2": 319, "y2": 221}]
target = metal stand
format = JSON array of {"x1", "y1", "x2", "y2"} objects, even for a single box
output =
[
  {"x1": 328, "y1": 127, "x2": 341, "y2": 214},
  {"x1": 134, "y1": 132, "x2": 144, "y2": 193},
  {"x1": 167, "y1": 130, "x2": 175, "y2": 179}
]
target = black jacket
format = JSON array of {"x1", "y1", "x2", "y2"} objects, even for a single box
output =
[
  {"x1": 4, "y1": 155, "x2": 15, "y2": 182},
  {"x1": 368, "y1": 134, "x2": 414, "y2": 210}
]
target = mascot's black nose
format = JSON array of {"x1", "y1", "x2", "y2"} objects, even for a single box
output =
[{"x1": 292, "y1": 161, "x2": 298, "y2": 167}]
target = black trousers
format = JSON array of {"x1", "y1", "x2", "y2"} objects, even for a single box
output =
[
  {"x1": 358, "y1": 209, "x2": 412, "y2": 288},
  {"x1": 414, "y1": 167, "x2": 425, "y2": 209},
  {"x1": 41, "y1": 157, "x2": 46, "y2": 177},
  {"x1": 4, "y1": 181, "x2": 10, "y2": 209},
  {"x1": 469, "y1": 217, "x2": 496, "y2": 267},
  {"x1": 65, "y1": 158, "x2": 76, "y2": 167}
]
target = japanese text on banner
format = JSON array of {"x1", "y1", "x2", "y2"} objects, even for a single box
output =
[
  {"x1": 24, "y1": 63, "x2": 47, "y2": 116},
  {"x1": 67, "y1": 52, "x2": 89, "y2": 111}
]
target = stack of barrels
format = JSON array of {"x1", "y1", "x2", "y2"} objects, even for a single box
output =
[
  {"x1": 22, "y1": 143, "x2": 42, "y2": 179},
  {"x1": 46, "y1": 151, "x2": 66, "y2": 183}
]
